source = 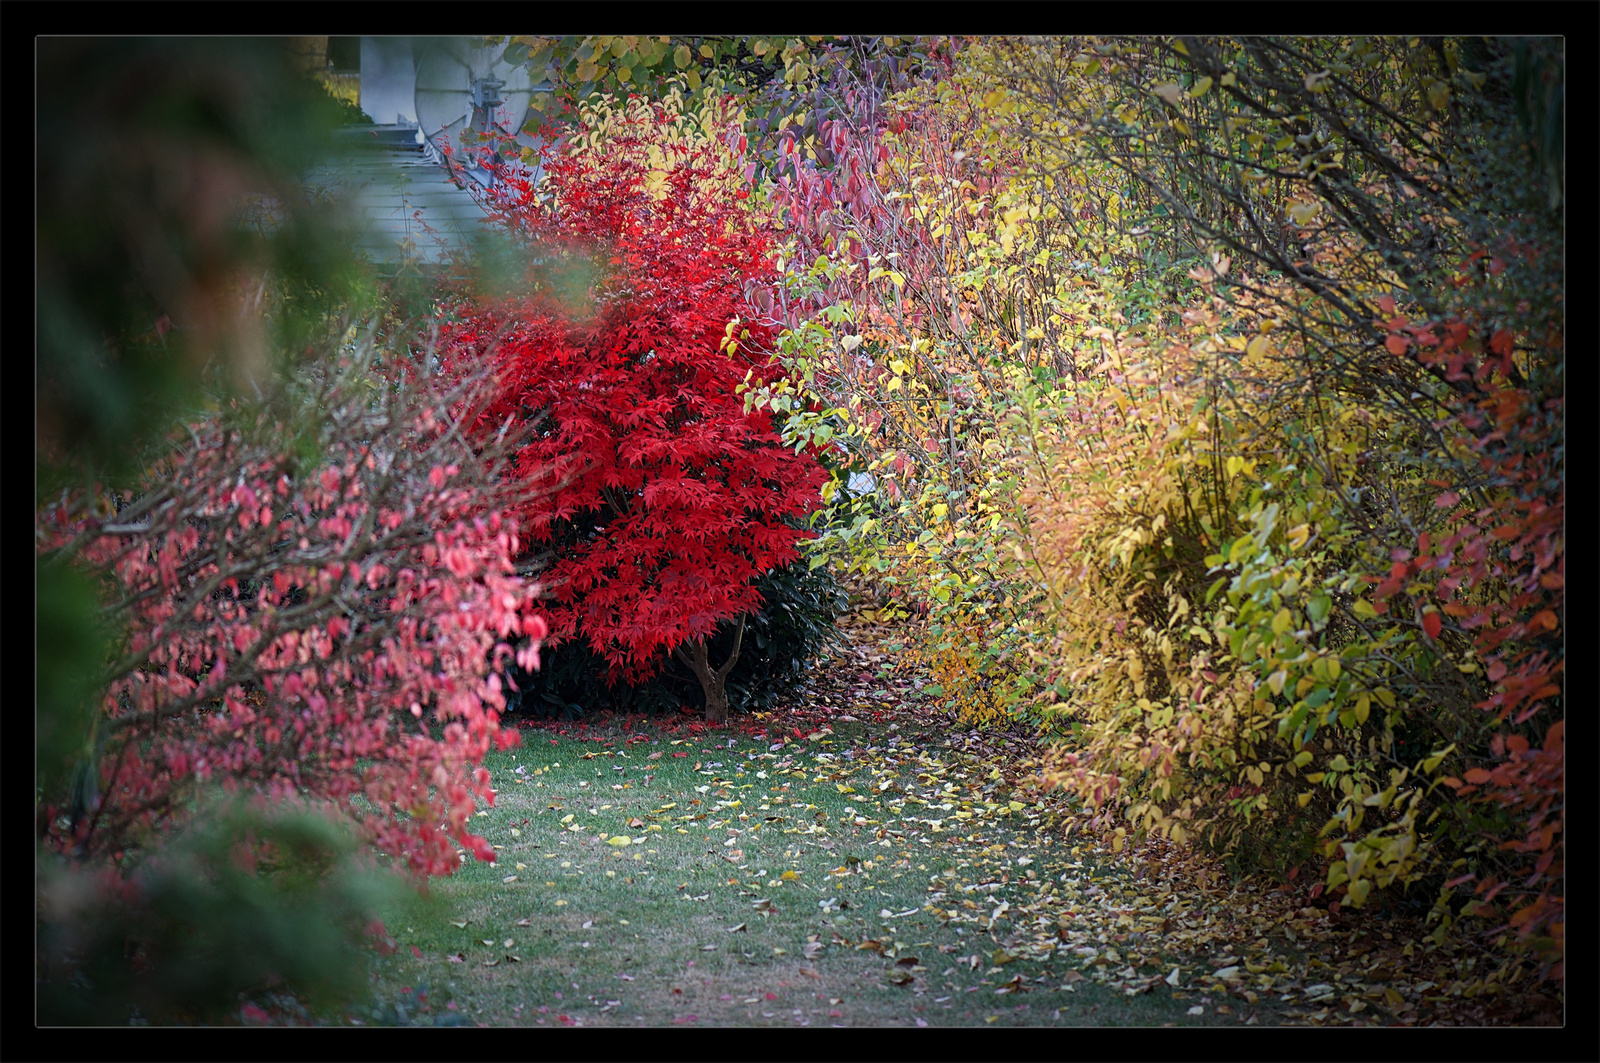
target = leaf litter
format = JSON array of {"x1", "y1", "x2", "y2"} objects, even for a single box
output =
[
  {"x1": 383, "y1": 593, "x2": 1555, "y2": 1027},
  {"x1": 731, "y1": 597, "x2": 1555, "y2": 1027}
]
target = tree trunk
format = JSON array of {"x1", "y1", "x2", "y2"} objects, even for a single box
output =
[{"x1": 674, "y1": 615, "x2": 747, "y2": 727}]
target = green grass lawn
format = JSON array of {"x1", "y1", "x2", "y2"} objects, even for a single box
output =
[{"x1": 356, "y1": 710, "x2": 1304, "y2": 1028}]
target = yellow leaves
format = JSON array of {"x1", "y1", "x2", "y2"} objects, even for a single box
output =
[
  {"x1": 1190, "y1": 76, "x2": 1213, "y2": 97},
  {"x1": 1353, "y1": 694, "x2": 1371, "y2": 724},
  {"x1": 1266, "y1": 670, "x2": 1288, "y2": 696},
  {"x1": 1287, "y1": 200, "x2": 1323, "y2": 226},
  {"x1": 605, "y1": 835, "x2": 631, "y2": 847},
  {"x1": 1153, "y1": 82, "x2": 1184, "y2": 107},
  {"x1": 1271, "y1": 608, "x2": 1293, "y2": 636},
  {"x1": 674, "y1": 44, "x2": 692, "y2": 70},
  {"x1": 1246, "y1": 334, "x2": 1271, "y2": 359},
  {"x1": 1420, "y1": 744, "x2": 1455, "y2": 774},
  {"x1": 1287, "y1": 523, "x2": 1311, "y2": 551}
]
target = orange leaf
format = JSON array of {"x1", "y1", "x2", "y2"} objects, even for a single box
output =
[
  {"x1": 1530, "y1": 610, "x2": 1558, "y2": 633},
  {"x1": 1385, "y1": 335, "x2": 1410, "y2": 355},
  {"x1": 1544, "y1": 721, "x2": 1564, "y2": 751}
]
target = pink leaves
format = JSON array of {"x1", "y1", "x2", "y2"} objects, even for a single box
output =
[{"x1": 39, "y1": 348, "x2": 547, "y2": 882}]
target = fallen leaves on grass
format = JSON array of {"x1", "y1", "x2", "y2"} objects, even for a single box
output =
[{"x1": 489, "y1": 595, "x2": 1554, "y2": 1028}]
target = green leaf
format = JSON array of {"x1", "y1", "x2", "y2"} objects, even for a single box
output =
[{"x1": 1306, "y1": 593, "x2": 1331, "y2": 626}]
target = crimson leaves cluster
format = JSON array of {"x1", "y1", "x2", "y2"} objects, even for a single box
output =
[{"x1": 444, "y1": 103, "x2": 826, "y2": 696}]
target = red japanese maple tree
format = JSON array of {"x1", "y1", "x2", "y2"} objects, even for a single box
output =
[{"x1": 444, "y1": 99, "x2": 826, "y2": 724}]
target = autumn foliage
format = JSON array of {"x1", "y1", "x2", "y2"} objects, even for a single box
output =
[
  {"x1": 36, "y1": 340, "x2": 545, "y2": 880},
  {"x1": 749, "y1": 35, "x2": 1563, "y2": 1000},
  {"x1": 443, "y1": 94, "x2": 826, "y2": 723}
]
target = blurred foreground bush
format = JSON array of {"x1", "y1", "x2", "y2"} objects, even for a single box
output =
[{"x1": 37, "y1": 800, "x2": 410, "y2": 1026}]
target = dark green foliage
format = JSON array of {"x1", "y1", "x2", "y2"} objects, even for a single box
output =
[
  {"x1": 504, "y1": 559, "x2": 846, "y2": 719},
  {"x1": 36, "y1": 801, "x2": 409, "y2": 1026},
  {"x1": 36, "y1": 36, "x2": 374, "y2": 494}
]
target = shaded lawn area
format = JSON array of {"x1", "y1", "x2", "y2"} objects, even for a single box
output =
[
  {"x1": 363, "y1": 713, "x2": 1257, "y2": 1028},
  {"x1": 349, "y1": 616, "x2": 1552, "y2": 1029}
]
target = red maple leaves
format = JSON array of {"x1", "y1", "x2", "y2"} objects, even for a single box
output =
[{"x1": 445, "y1": 101, "x2": 825, "y2": 706}]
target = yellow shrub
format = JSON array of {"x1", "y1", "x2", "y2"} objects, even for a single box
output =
[{"x1": 1025, "y1": 326, "x2": 1475, "y2": 890}]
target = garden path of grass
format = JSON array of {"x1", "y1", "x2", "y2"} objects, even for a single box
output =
[{"x1": 358, "y1": 612, "x2": 1555, "y2": 1029}]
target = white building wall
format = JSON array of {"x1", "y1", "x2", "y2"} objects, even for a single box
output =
[{"x1": 359, "y1": 37, "x2": 418, "y2": 126}]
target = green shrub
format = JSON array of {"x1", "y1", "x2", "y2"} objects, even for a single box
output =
[{"x1": 36, "y1": 800, "x2": 409, "y2": 1026}]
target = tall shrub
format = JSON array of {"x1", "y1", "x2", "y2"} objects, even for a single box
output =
[
  {"x1": 36, "y1": 329, "x2": 545, "y2": 879},
  {"x1": 998, "y1": 35, "x2": 1563, "y2": 986},
  {"x1": 444, "y1": 93, "x2": 827, "y2": 724}
]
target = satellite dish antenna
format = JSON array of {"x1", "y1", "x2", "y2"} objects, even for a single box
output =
[{"x1": 413, "y1": 37, "x2": 535, "y2": 189}]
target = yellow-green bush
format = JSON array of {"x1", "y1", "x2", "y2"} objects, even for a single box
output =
[{"x1": 1023, "y1": 320, "x2": 1494, "y2": 904}]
